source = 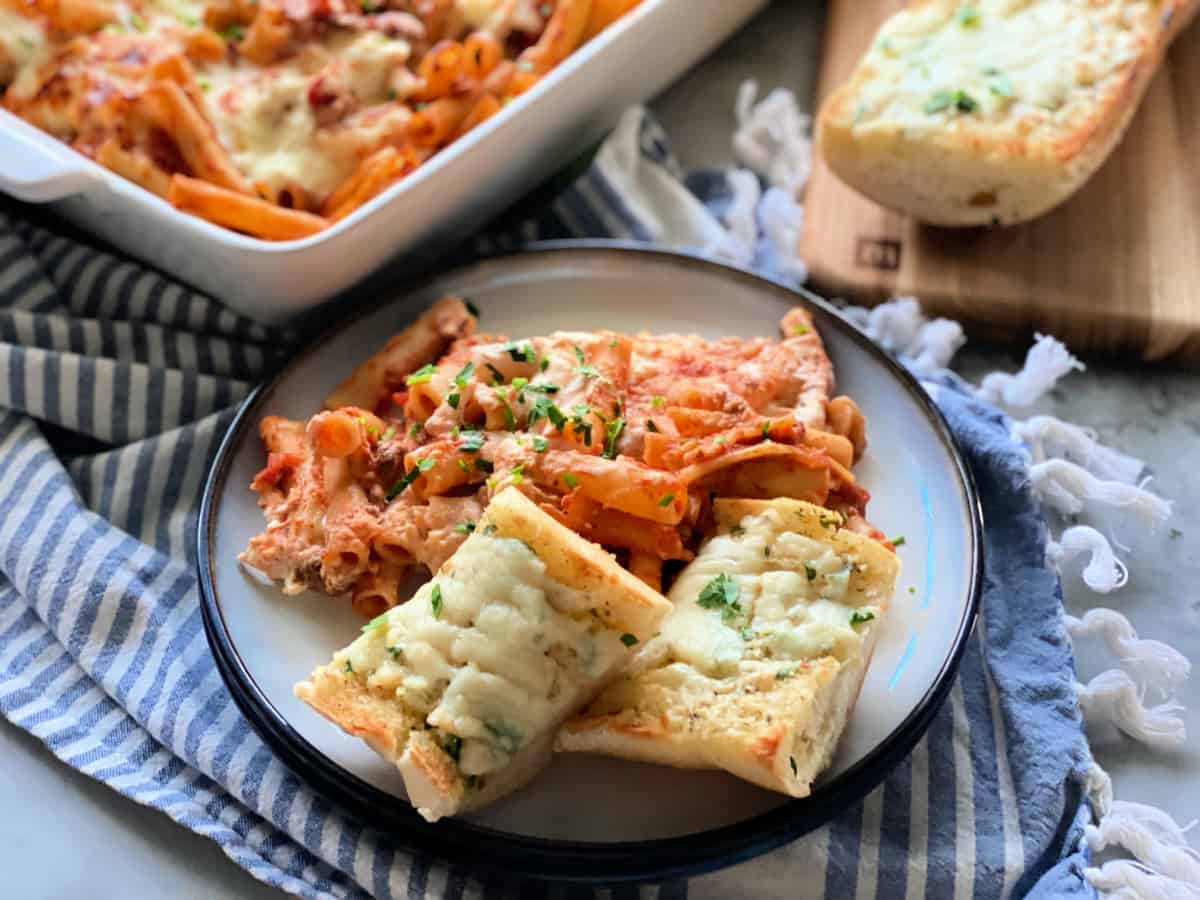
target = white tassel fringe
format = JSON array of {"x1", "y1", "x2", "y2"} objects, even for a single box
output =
[
  {"x1": 1049, "y1": 526, "x2": 1129, "y2": 593},
  {"x1": 1084, "y1": 861, "x2": 1200, "y2": 900},
  {"x1": 1013, "y1": 416, "x2": 1147, "y2": 484},
  {"x1": 1030, "y1": 460, "x2": 1173, "y2": 523},
  {"x1": 842, "y1": 297, "x2": 966, "y2": 373},
  {"x1": 977, "y1": 333, "x2": 1086, "y2": 408},
  {"x1": 1085, "y1": 801, "x2": 1200, "y2": 885},
  {"x1": 1075, "y1": 669, "x2": 1186, "y2": 749},
  {"x1": 732, "y1": 81, "x2": 813, "y2": 194},
  {"x1": 1066, "y1": 609, "x2": 1191, "y2": 692}
]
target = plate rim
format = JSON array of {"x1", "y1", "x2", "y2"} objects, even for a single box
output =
[{"x1": 196, "y1": 241, "x2": 984, "y2": 884}]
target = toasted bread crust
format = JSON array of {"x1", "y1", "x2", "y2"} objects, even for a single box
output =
[
  {"x1": 558, "y1": 498, "x2": 899, "y2": 797},
  {"x1": 817, "y1": 0, "x2": 1198, "y2": 225}
]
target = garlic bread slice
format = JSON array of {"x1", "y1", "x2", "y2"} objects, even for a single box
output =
[{"x1": 558, "y1": 498, "x2": 899, "y2": 798}]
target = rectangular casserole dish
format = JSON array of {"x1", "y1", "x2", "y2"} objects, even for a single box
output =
[{"x1": 0, "y1": 0, "x2": 767, "y2": 325}]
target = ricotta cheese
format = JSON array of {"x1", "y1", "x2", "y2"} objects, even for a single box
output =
[{"x1": 0, "y1": 8, "x2": 51, "y2": 101}]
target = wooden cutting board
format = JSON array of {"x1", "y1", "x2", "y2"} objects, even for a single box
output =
[{"x1": 800, "y1": 0, "x2": 1200, "y2": 365}]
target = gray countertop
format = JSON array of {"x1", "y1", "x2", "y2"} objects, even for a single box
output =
[{"x1": 4, "y1": 2, "x2": 1196, "y2": 897}]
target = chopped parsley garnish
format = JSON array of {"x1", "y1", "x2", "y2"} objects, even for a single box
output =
[
  {"x1": 792, "y1": 325, "x2": 809, "y2": 336},
  {"x1": 446, "y1": 392, "x2": 460, "y2": 409},
  {"x1": 509, "y1": 463, "x2": 525, "y2": 485},
  {"x1": 442, "y1": 733, "x2": 462, "y2": 761},
  {"x1": 453, "y1": 360, "x2": 474, "y2": 386},
  {"x1": 343, "y1": 659, "x2": 354, "y2": 674},
  {"x1": 409, "y1": 421, "x2": 423, "y2": 439},
  {"x1": 387, "y1": 645, "x2": 403, "y2": 660},
  {"x1": 474, "y1": 458, "x2": 494, "y2": 474},
  {"x1": 532, "y1": 435, "x2": 548, "y2": 453},
  {"x1": 485, "y1": 362, "x2": 505, "y2": 385},
  {"x1": 430, "y1": 583, "x2": 443, "y2": 618},
  {"x1": 602, "y1": 418, "x2": 625, "y2": 459},
  {"x1": 562, "y1": 473, "x2": 579, "y2": 490},
  {"x1": 984, "y1": 67, "x2": 1014, "y2": 98},
  {"x1": 651, "y1": 396, "x2": 665, "y2": 409},
  {"x1": 457, "y1": 458, "x2": 471, "y2": 472},
  {"x1": 569, "y1": 404, "x2": 594, "y2": 444},
  {"x1": 573, "y1": 345, "x2": 586, "y2": 365},
  {"x1": 730, "y1": 524, "x2": 745, "y2": 537},
  {"x1": 406, "y1": 364, "x2": 437, "y2": 385},
  {"x1": 453, "y1": 521, "x2": 476, "y2": 535},
  {"x1": 387, "y1": 457, "x2": 435, "y2": 498},
  {"x1": 609, "y1": 337, "x2": 618, "y2": 348},
  {"x1": 714, "y1": 436, "x2": 725, "y2": 445},
  {"x1": 458, "y1": 431, "x2": 485, "y2": 452},
  {"x1": 925, "y1": 89, "x2": 978, "y2": 114},
  {"x1": 740, "y1": 627, "x2": 754, "y2": 641},
  {"x1": 539, "y1": 356, "x2": 550, "y2": 373},
  {"x1": 956, "y1": 5, "x2": 979, "y2": 26},
  {"x1": 789, "y1": 757, "x2": 798, "y2": 777},
  {"x1": 819, "y1": 514, "x2": 839, "y2": 529},
  {"x1": 576, "y1": 364, "x2": 602, "y2": 379},
  {"x1": 619, "y1": 633, "x2": 638, "y2": 647},
  {"x1": 776, "y1": 668, "x2": 795, "y2": 680},
  {"x1": 804, "y1": 562, "x2": 818, "y2": 581},
  {"x1": 646, "y1": 419, "x2": 659, "y2": 433},
  {"x1": 516, "y1": 59, "x2": 535, "y2": 72},
  {"x1": 362, "y1": 611, "x2": 391, "y2": 633},
  {"x1": 501, "y1": 341, "x2": 535, "y2": 363},
  {"x1": 500, "y1": 396, "x2": 517, "y2": 430},
  {"x1": 526, "y1": 382, "x2": 559, "y2": 395},
  {"x1": 465, "y1": 300, "x2": 481, "y2": 319},
  {"x1": 762, "y1": 420, "x2": 772, "y2": 440},
  {"x1": 381, "y1": 426, "x2": 396, "y2": 440},
  {"x1": 386, "y1": 88, "x2": 398, "y2": 101},
  {"x1": 697, "y1": 573, "x2": 742, "y2": 624},
  {"x1": 511, "y1": 376, "x2": 529, "y2": 394},
  {"x1": 891, "y1": 535, "x2": 906, "y2": 547},
  {"x1": 657, "y1": 493, "x2": 675, "y2": 507},
  {"x1": 850, "y1": 609, "x2": 876, "y2": 626},
  {"x1": 763, "y1": 546, "x2": 772, "y2": 558}
]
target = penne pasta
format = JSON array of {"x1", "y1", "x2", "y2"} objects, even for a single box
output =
[{"x1": 167, "y1": 176, "x2": 329, "y2": 241}]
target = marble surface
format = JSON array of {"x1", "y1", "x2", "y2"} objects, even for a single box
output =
[{"x1": 4, "y1": 2, "x2": 1196, "y2": 897}]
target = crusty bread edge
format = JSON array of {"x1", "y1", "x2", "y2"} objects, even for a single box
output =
[
  {"x1": 483, "y1": 487, "x2": 672, "y2": 639},
  {"x1": 816, "y1": 0, "x2": 1199, "y2": 226}
]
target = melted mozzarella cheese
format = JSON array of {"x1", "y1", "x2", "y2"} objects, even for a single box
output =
[
  {"x1": 656, "y1": 507, "x2": 875, "y2": 680},
  {"x1": 0, "y1": 8, "x2": 51, "y2": 100},
  {"x1": 339, "y1": 531, "x2": 628, "y2": 777},
  {"x1": 200, "y1": 32, "x2": 411, "y2": 200},
  {"x1": 854, "y1": 0, "x2": 1149, "y2": 133}
]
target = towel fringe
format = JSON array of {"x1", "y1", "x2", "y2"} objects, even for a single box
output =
[
  {"x1": 1030, "y1": 459, "x2": 1173, "y2": 523},
  {"x1": 1012, "y1": 415, "x2": 1146, "y2": 484},
  {"x1": 1085, "y1": 801, "x2": 1200, "y2": 885},
  {"x1": 1075, "y1": 669, "x2": 1186, "y2": 749},
  {"x1": 1065, "y1": 609, "x2": 1191, "y2": 693},
  {"x1": 1048, "y1": 526, "x2": 1129, "y2": 593},
  {"x1": 841, "y1": 296, "x2": 966, "y2": 373},
  {"x1": 976, "y1": 333, "x2": 1085, "y2": 408},
  {"x1": 1084, "y1": 860, "x2": 1200, "y2": 900},
  {"x1": 732, "y1": 81, "x2": 813, "y2": 194}
]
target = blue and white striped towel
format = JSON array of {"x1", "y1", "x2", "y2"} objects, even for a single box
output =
[{"x1": 0, "y1": 109, "x2": 1099, "y2": 899}]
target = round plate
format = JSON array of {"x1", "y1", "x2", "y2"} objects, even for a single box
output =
[{"x1": 198, "y1": 243, "x2": 983, "y2": 884}]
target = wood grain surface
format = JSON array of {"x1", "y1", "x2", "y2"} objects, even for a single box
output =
[{"x1": 800, "y1": 0, "x2": 1200, "y2": 366}]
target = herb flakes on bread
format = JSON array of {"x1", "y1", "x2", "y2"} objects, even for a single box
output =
[
  {"x1": 557, "y1": 498, "x2": 899, "y2": 798},
  {"x1": 294, "y1": 488, "x2": 672, "y2": 822},
  {"x1": 817, "y1": 0, "x2": 1198, "y2": 226}
]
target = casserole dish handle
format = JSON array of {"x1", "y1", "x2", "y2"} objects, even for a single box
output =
[{"x1": 0, "y1": 112, "x2": 102, "y2": 203}]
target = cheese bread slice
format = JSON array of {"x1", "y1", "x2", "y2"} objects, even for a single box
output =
[
  {"x1": 294, "y1": 488, "x2": 672, "y2": 822},
  {"x1": 817, "y1": 0, "x2": 1198, "y2": 225},
  {"x1": 557, "y1": 499, "x2": 899, "y2": 798}
]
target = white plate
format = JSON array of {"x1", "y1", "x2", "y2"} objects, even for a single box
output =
[
  {"x1": 198, "y1": 244, "x2": 982, "y2": 882},
  {"x1": 0, "y1": 0, "x2": 766, "y2": 324}
]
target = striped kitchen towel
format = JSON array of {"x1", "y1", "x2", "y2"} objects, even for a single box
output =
[{"x1": 0, "y1": 106, "x2": 1099, "y2": 899}]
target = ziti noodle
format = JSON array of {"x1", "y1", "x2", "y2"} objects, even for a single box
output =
[
  {"x1": 0, "y1": 0, "x2": 640, "y2": 240},
  {"x1": 240, "y1": 295, "x2": 880, "y2": 615}
]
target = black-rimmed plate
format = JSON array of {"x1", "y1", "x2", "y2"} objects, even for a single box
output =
[{"x1": 197, "y1": 243, "x2": 982, "y2": 884}]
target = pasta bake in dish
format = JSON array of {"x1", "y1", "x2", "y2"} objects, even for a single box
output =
[
  {"x1": 242, "y1": 295, "x2": 898, "y2": 813},
  {"x1": 0, "y1": 0, "x2": 640, "y2": 239}
]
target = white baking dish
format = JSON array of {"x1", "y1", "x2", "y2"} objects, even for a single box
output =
[{"x1": 0, "y1": 0, "x2": 767, "y2": 325}]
